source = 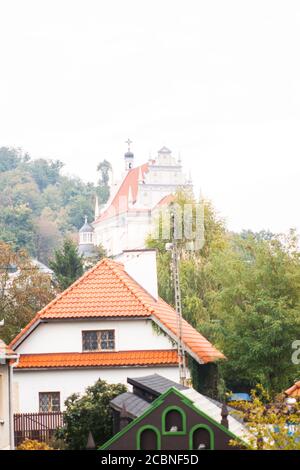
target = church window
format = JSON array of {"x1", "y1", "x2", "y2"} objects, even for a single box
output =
[{"x1": 82, "y1": 330, "x2": 115, "y2": 351}]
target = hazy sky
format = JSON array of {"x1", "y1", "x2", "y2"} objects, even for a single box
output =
[{"x1": 0, "y1": 1, "x2": 299, "y2": 234}]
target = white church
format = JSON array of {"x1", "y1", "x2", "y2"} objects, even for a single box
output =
[{"x1": 79, "y1": 144, "x2": 193, "y2": 257}]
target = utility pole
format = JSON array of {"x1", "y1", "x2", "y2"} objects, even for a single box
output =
[{"x1": 166, "y1": 209, "x2": 187, "y2": 385}]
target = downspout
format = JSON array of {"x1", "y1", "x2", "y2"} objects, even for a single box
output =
[{"x1": 8, "y1": 354, "x2": 19, "y2": 450}]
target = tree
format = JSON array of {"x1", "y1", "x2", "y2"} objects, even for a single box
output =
[
  {"x1": 35, "y1": 210, "x2": 63, "y2": 264},
  {"x1": 0, "y1": 146, "x2": 111, "y2": 261},
  {"x1": 97, "y1": 159, "x2": 112, "y2": 204},
  {"x1": 209, "y1": 231, "x2": 300, "y2": 393},
  {"x1": 230, "y1": 385, "x2": 300, "y2": 450},
  {"x1": 66, "y1": 194, "x2": 95, "y2": 230},
  {"x1": 56, "y1": 379, "x2": 127, "y2": 449},
  {"x1": 49, "y1": 239, "x2": 84, "y2": 290},
  {"x1": 0, "y1": 147, "x2": 29, "y2": 172},
  {"x1": 147, "y1": 191, "x2": 300, "y2": 395},
  {"x1": 0, "y1": 204, "x2": 36, "y2": 254},
  {"x1": 27, "y1": 158, "x2": 64, "y2": 191},
  {"x1": 0, "y1": 242, "x2": 56, "y2": 343}
]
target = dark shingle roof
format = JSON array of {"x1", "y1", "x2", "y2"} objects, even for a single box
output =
[
  {"x1": 110, "y1": 392, "x2": 150, "y2": 418},
  {"x1": 110, "y1": 375, "x2": 188, "y2": 419},
  {"x1": 127, "y1": 373, "x2": 188, "y2": 396}
]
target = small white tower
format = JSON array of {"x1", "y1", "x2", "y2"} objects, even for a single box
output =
[
  {"x1": 78, "y1": 216, "x2": 95, "y2": 257},
  {"x1": 124, "y1": 138, "x2": 134, "y2": 171}
]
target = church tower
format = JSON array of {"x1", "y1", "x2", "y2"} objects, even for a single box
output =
[
  {"x1": 124, "y1": 138, "x2": 134, "y2": 171},
  {"x1": 78, "y1": 216, "x2": 95, "y2": 257}
]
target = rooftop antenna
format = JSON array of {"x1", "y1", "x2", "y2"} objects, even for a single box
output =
[{"x1": 166, "y1": 207, "x2": 187, "y2": 385}]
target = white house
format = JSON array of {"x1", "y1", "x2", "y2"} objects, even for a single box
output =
[
  {"x1": 10, "y1": 250, "x2": 224, "y2": 414},
  {"x1": 83, "y1": 146, "x2": 193, "y2": 257},
  {"x1": 0, "y1": 339, "x2": 19, "y2": 449}
]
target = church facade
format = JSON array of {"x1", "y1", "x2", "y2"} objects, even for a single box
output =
[{"x1": 82, "y1": 146, "x2": 192, "y2": 257}]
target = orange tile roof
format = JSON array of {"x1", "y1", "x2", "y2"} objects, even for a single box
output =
[
  {"x1": 95, "y1": 163, "x2": 149, "y2": 223},
  {"x1": 285, "y1": 381, "x2": 300, "y2": 398},
  {"x1": 10, "y1": 258, "x2": 225, "y2": 364},
  {"x1": 15, "y1": 350, "x2": 178, "y2": 369}
]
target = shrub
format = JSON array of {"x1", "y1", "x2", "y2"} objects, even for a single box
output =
[
  {"x1": 17, "y1": 439, "x2": 53, "y2": 450},
  {"x1": 56, "y1": 379, "x2": 127, "y2": 450}
]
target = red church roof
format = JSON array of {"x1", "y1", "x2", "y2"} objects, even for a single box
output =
[
  {"x1": 95, "y1": 163, "x2": 149, "y2": 223},
  {"x1": 10, "y1": 258, "x2": 225, "y2": 364}
]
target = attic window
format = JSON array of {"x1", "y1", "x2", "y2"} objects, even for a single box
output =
[
  {"x1": 189, "y1": 425, "x2": 214, "y2": 450},
  {"x1": 82, "y1": 330, "x2": 115, "y2": 351},
  {"x1": 162, "y1": 406, "x2": 186, "y2": 435}
]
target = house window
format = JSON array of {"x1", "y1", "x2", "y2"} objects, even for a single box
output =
[
  {"x1": 39, "y1": 392, "x2": 60, "y2": 412},
  {"x1": 82, "y1": 330, "x2": 115, "y2": 351}
]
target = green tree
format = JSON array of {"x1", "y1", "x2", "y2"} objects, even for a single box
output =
[
  {"x1": 208, "y1": 232, "x2": 300, "y2": 393},
  {"x1": 35, "y1": 210, "x2": 63, "y2": 264},
  {"x1": 147, "y1": 191, "x2": 300, "y2": 395},
  {"x1": 97, "y1": 159, "x2": 112, "y2": 204},
  {"x1": 0, "y1": 204, "x2": 36, "y2": 254},
  {"x1": 50, "y1": 239, "x2": 84, "y2": 290},
  {"x1": 0, "y1": 146, "x2": 111, "y2": 261},
  {"x1": 0, "y1": 147, "x2": 29, "y2": 172},
  {"x1": 27, "y1": 158, "x2": 64, "y2": 191},
  {"x1": 57, "y1": 379, "x2": 127, "y2": 449}
]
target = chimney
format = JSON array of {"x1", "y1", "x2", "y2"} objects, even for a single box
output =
[{"x1": 115, "y1": 249, "x2": 158, "y2": 300}]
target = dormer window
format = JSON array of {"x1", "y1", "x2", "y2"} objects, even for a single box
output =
[
  {"x1": 162, "y1": 406, "x2": 186, "y2": 435},
  {"x1": 189, "y1": 425, "x2": 214, "y2": 450},
  {"x1": 82, "y1": 330, "x2": 115, "y2": 351}
]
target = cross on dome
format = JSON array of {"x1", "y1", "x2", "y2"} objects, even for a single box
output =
[{"x1": 125, "y1": 138, "x2": 132, "y2": 152}]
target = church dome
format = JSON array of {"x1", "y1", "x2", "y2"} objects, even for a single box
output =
[
  {"x1": 79, "y1": 216, "x2": 94, "y2": 233},
  {"x1": 124, "y1": 151, "x2": 134, "y2": 159},
  {"x1": 158, "y1": 146, "x2": 172, "y2": 154}
]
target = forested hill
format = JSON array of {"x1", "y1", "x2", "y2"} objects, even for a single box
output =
[{"x1": 0, "y1": 147, "x2": 111, "y2": 263}]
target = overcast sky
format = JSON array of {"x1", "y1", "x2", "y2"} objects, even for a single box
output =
[{"x1": 0, "y1": 1, "x2": 299, "y2": 234}]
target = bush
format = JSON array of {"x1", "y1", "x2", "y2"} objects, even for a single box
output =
[{"x1": 17, "y1": 439, "x2": 53, "y2": 450}]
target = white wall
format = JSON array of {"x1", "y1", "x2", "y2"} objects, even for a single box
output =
[
  {"x1": 16, "y1": 319, "x2": 174, "y2": 354},
  {"x1": 14, "y1": 366, "x2": 180, "y2": 413}
]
